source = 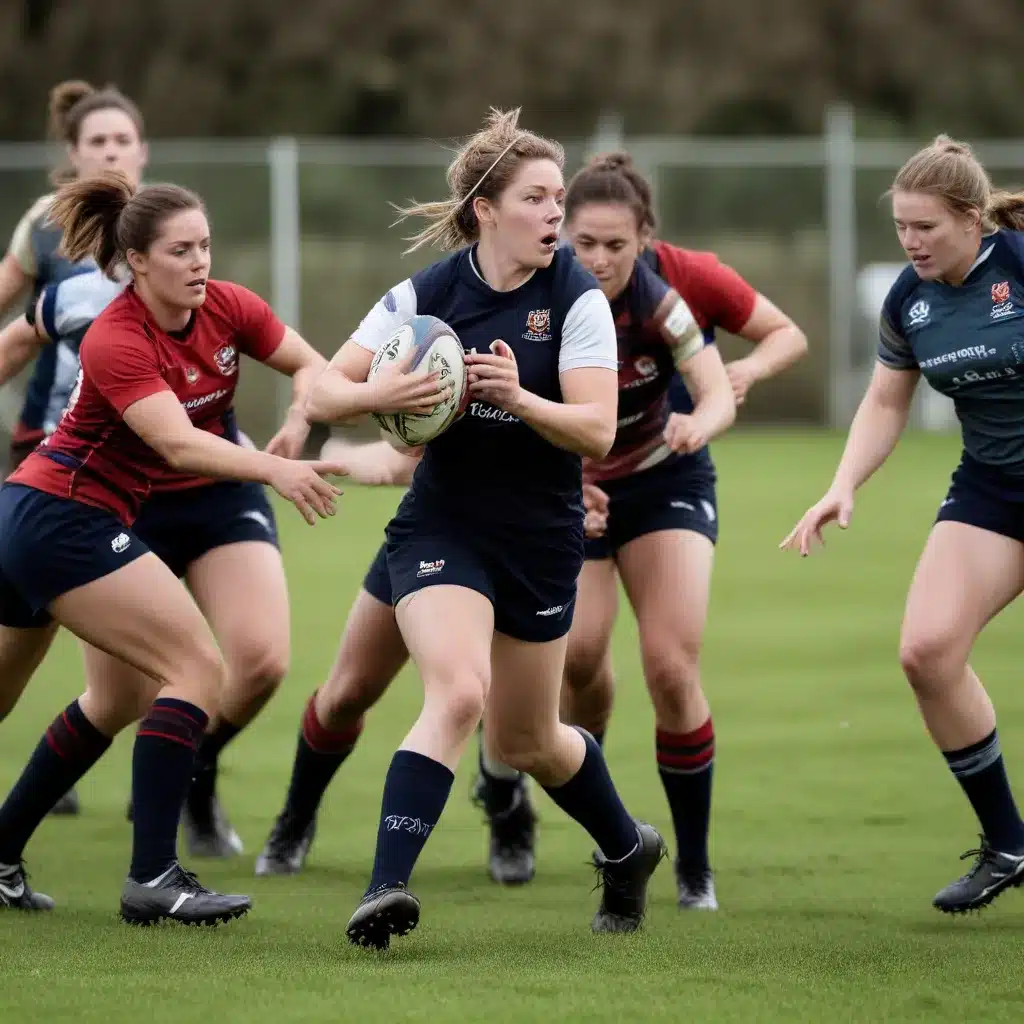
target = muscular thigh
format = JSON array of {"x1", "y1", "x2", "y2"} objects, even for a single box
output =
[
  {"x1": 903, "y1": 521, "x2": 1024, "y2": 656},
  {"x1": 186, "y1": 541, "x2": 291, "y2": 674},
  {"x1": 486, "y1": 631, "x2": 569, "y2": 750},
  {"x1": 616, "y1": 528, "x2": 714, "y2": 654}
]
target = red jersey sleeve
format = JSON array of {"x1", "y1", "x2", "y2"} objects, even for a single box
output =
[
  {"x1": 653, "y1": 241, "x2": 757, "y2": 335},
  {"x1": 79, "y1": 323, "x2": 171, "y2": 416},
  {"x1": 225, "y1": 282, "x2": 286, "y2": 361}
]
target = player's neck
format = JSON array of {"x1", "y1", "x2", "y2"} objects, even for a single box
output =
[
  {"x1": 473, "y1": 241, "x2": 535, "y2": 293},
  {"x1": 135, "y1": 283, "x2": 193, "y2": 332}
]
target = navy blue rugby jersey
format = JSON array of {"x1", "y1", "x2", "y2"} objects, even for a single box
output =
[
  {"x1": 31, "y1": 268, "x2": 126, "y2": 435},
  {"x1": 878, "y1": 229, "x2": 1024, "y2": 473},
  {"x1": 8, "y1": 193, "x2": 96, "y2": 434},
  {"x1": 351, "y1": 244, "x2": 618, "y2": 532}
]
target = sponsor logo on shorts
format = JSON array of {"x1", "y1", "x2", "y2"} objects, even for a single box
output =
[
  {"x1": 416, "y1": 559, "x2": 445, "y2": 578},
  {"x1": 111, "y1": 532, "x2": 131, "y2": 554},
  {"x1": 536, "y1": 604, "x2": 565, "y2": 617},
  {"x1": 185, "y1": 366, "x2": 199, "y2": 384},
  {"x1": 701, "y1": 500, "x2": 717, "y2": 522},
  {"x1": 241, "y1": 509, "x2": 274, "y2": 534},
  {"x1": 670, "y1": 500, "x2": 696, "y2": 511}
]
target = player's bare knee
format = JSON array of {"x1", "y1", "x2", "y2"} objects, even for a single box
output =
[
  {"x1": 899, "y1": 630, "x2": 962, "y2": 696},
  {"x1": 170, "y1": 639, "x2": 226, "y2": 711},
  {"x1": 429, "y1": 670, "x2": 488, "y2": 738},
  {"x1": 231, "y1": 643, "x2": 289, "y2": 701},
  {"x1": 319, "y1": 671, "x2": 383, "y2": 724},
  {"x1": 643, "y1": 643, "x2": 703, "y2": 714},
  {"x1": 564, "y1": 641, "x2": 607, "y2": 694},
  {"x1": 490, "y1": 725, "x2": 546, "y2": 775}
]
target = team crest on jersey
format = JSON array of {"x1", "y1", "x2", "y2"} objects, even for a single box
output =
[
  {"x1": 523, "y1": 309, "x2": 552, "y2": 342},
  {"x1": 185, "y1": 366, "x2": 199, "y2": 384},
  {"x1": 991, "y1": 281, "x2": 1015, "y2": 320},
  {"x1": 907, "y1": 300, "x2": 930, "y2": 327},
  {"x1": 214, "y1": 345, "x2": 238, "y2": 375},
  {"x1": 634, "y1": 355, "x2": 658, "y2": 378}
]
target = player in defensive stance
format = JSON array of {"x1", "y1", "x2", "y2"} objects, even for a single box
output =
[
  {"x1": 783, "y1": 136, "x2": 1024, "y2": 914},
  {"x1": 303, "y1": 108, "x2": 665, "y2": 948},
  {"x1": 0, "y1": 172, "x2": 341, "y2": 923}
]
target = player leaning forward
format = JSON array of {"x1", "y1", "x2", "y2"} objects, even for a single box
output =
[
  {"x1": 304, "y1": 108, "x2": 666, "y2": 948},
  {"x1": 784, "y1": 135, "x2": 1024, "y2": 914}
]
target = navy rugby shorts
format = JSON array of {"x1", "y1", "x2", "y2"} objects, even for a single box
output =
[
  {"x1": 584, "y1": 458, "x2": 718, "y2": 561},
  {"x1": 133, "y1": 480, "x2": 279, "y2": 578},
  {"x1": 0, "y1": 483, "x2": 150, "y2": 628}
]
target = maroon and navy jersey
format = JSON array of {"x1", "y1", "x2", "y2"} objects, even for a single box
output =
[
  {"x1": 586, "y1": 241, "x2": 759, "y2": 485},
  {"x1": 9, "y1": 280, "x2": 285, "y2": 524},
  {"x1": 585, "y1": 256, "x2": 703, "y2": 483}
]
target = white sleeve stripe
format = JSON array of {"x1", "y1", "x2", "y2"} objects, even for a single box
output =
[
  {"x1": 558, "y1": 288, "x2": 618, "y2": 375},
  {"x1": 350, "y1": 278, "x2": 417, "y2": 353}
]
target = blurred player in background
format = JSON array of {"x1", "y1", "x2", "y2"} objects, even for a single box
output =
[
  {"x1": 783, "y1": 135, "x2": 1024, "y2": 915},
  {"x1": 0, "y1": 79, "x2": 148, "y2": 815},
  {"x1": 557, "y1": 153, "x2": 807, "y2": 910},
  {"x1": 0, "y1": 173, "x2": 340, "y2": 921},
  {"x1": 302, "y1": 108, "x2": 665, "y2": 949}
]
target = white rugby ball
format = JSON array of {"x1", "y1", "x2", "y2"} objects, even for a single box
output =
[{"x1": 368, "y1": 315, "x2": 468, "y2": 447}]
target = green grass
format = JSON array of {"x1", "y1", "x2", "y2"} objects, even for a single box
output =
[{"x1": 3, "y1": 428, "x2": 1024, "y2": 1023}]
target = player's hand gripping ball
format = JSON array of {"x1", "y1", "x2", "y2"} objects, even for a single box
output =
[{"x1": 368, "y1": 315, "x2": 469, "y2": 447}]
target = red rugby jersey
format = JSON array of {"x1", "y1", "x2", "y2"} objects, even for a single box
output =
[
  {"x1": 651, "y1": 241, "x2": 756, "y2": 335},
  {"x1": 9, "y1": 280, "x2": 284, "y2": 524}
]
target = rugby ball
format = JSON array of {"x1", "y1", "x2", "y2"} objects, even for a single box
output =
[{"x1": 368, "y1": 315, "x2": 468, "y2": 447}]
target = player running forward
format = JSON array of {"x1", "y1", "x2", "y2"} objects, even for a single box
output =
[
  {"x1": 0, "y1": 172, "x2": 342, "y2": 924},
  {"x1": 783, "y1": 135, "x2": 1024, "y2": 914},
  {"x1": 301, "y1": 108, "x2": 665, "y2": 948},
  {"x1": 551, "y1": 153, "x2": 807, "y2": 909},
  {"x1": 0, "y1": 79, "x2": 149, "y2": 816}
]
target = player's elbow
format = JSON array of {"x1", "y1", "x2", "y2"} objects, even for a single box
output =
[
  {"x1": 789, "y1": 324, "x2": 809, "y2": 362},
  {"x1": 584, "y1": 417, "x2": 616, "y2": 460}
]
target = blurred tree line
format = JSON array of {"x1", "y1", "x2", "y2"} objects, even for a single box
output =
[{"x1": 2, "y1": 0, "x2": 1023, "y2": 140}]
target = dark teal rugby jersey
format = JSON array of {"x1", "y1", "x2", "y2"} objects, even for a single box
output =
[
  {"x1": 878, "y1": 229, "x2": 1024, "y2": 473},
  {"x1": 351, "y1": 244, "x2": 618, "y2": 532}
]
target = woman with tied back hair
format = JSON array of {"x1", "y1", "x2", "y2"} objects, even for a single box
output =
[
  {"x1": 304, "y1": 108, "x2": 666, "y2": 949},
  {"x1": 0, "y1": 79, "x2": 148, "y2": 816},
  {"x1": 783, "y1": 135, "x2": 1024, "y2": 915},
  {"x1": 552, "y1": 152, "x2": 807, "y2": 912},
  {"x1": 1, "y1": 81, "x2": 148, "y2": 475},
  {"x1": 0, "y1": 171, "x2": 343, "y2": 925}
]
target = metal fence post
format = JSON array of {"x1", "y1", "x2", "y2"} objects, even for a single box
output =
[
  {"x1": 267, "y1": 136, "x2": 301, "y2": 427},
  {"x1": 824, "y1": 103, "x2": 856, "y2": 429}
]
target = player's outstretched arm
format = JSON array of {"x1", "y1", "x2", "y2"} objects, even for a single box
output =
[
  {"x1": 0, "y1": 314, "x2": 46, "y2": 388},
  {"x1": 319, "y1": 436, "x2": 420, "y2": 487},
  {"x1": 780, "y1": 362, "x2": 919, "y2": 556},
  {"x1": 122, "y1": 392, "x2": 345, "y2": 525}
]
